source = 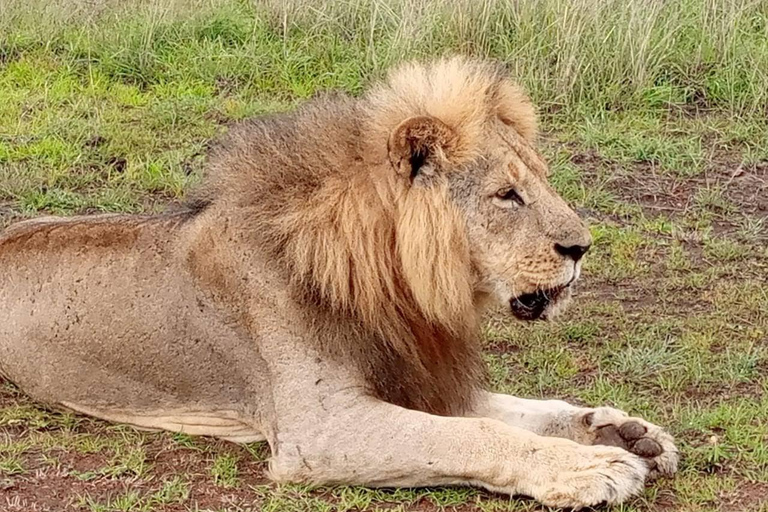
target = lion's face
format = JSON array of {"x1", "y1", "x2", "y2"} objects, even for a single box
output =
[{"x1": 448, "y1": 123, "x2": 591, "y2": 321}]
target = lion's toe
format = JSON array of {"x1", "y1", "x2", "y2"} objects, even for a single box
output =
[{"x1": 585, "y1": 409, "x2": 679, "y2": 479}]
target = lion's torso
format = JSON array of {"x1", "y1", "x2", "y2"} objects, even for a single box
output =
[
  {"x1": 0, "y1": 213, "x2": 285, "y2": 440},
  {"x1": 0, "y1": 195, "x2": 442, "y2": 444}
]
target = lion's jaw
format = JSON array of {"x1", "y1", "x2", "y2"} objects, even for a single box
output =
[
  {"x1": 478, "y1": 266, "x2": 579, "y2": 322},
  {"x1": 508, "y1": 280, "x2": 574, "y2": 321}
]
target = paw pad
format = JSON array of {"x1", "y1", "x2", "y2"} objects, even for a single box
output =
[
  {"x1": 632, "y1": 438, "x2": 662, "y2": 458},
  {"x1": 618, "y1": 421, "x2": 646, "y2": 440},
  {"x1": 593, "y1": 420, "x2": 663, "y2": 460}
]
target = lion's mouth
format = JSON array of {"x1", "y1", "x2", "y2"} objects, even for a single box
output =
[{"x1": 509, "y1": 285, "x2": 568, "y2": 321}]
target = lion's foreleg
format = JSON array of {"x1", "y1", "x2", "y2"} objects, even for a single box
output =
[
  {"x1": 473, "y1": 392, "x2": 679, "y2": 477},
  {"x1": 268, "y1": 395, "x2": 649, "y2": 508},
  {"x1": 471, "y1": 393, "x2": 585, "y2": 438}
]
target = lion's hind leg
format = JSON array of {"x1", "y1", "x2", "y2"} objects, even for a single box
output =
[{"x1": 60, "y1": 402, "x2": 266, "y2": 443}]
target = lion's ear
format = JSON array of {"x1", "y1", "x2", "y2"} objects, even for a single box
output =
[{"x1": 388, "y1": 116, "x2": 458, "y2": 181}]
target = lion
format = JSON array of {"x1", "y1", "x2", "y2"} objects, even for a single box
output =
[{"x1": 0, "y1": 57, "x2": 678, "y2": 508}]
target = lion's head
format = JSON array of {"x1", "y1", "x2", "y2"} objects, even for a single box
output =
[
  {"x1": 367, "y1": 57, "x2": 591, "y2": 324},
  {"x1": 205, "y1": 56, "x2": 590, "y2": 330}
]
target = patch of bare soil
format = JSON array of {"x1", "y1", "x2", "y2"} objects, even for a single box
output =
[
  {"x1": 720, "y1": 482, "x2": 768, "y2": 512},
  {"x1": 3, "y1": 435, "x2": 270, "y2": 512},
  {"x1": 608, "y1": 160, "x2": 767, "y2": 216},
  {"x1": 0, "y1": 382, "x2": 270, "y2": 511},
  {"x1": 570, "y1": 148, "x2": 768, "y2": 237},
  {"x1": 567, "y1": 147, "x2": 767, "y2": 318},
  {"x1": 580, "y1": 274, "x2": 713, "y2": 317}
]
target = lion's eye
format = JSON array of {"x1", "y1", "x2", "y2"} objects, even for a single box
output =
[{"x1": 496, "y1": 188, "x2": 525, "y2": 206}]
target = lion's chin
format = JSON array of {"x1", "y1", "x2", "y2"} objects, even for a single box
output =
[{"x1": 509, "y1": 285, "x2": 573, "y2": 321}]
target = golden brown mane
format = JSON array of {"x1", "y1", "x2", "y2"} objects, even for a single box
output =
[{"x1": 198, "y1": 56, "x2": 538, "y2": 414}]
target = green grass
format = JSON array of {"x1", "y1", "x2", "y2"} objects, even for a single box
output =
[
  {"x1": 0, "y1": 455, "x2": 25, "y2": 476},
  {"x1": 210, "y1": 453, "x2": 239, "y2": 488},
  {"x1": 77, "y1": 477, "x2": 190, "y2": 512},
  {"x1": 1, "y1": 0, "x2": 767, "y2": 510}
]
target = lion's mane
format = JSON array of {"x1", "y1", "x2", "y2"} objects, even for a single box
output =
[{"x1": 194, "y1": 57, "x2": 538, "y2": 415}]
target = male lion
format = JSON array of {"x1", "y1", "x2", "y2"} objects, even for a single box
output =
[{"x1": 0, "y1": 57, "x2": 677, "y2": 508}]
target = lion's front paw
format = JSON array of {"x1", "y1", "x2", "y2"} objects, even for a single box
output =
[
  {"x1": 530, "y1": 443, "x2": 648, "y2": 509},
  {"x1": 582, "y1": 407, "x2": 679, "y2": 477}
]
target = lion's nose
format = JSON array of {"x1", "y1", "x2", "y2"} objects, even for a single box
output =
[{"x1": 555, "y1": 242, "x2": 591, "y2": 262}]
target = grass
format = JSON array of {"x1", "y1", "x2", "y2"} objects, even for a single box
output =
[
  {"x1": 77, "y1": 477, "x2": 190, "y2": 512},
  {"x1": 1, "y1": 0, "x2": 767, "y2": 511},
  {"x1": 210, "y1": 454, "x2": 239, "y2": 488}
]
